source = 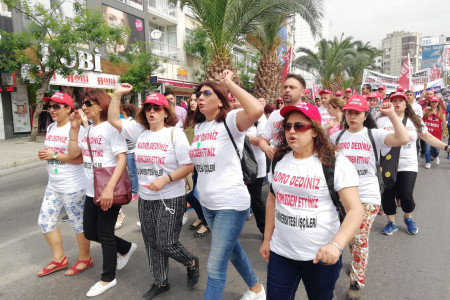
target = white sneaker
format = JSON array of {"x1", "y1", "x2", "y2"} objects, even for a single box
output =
[
  {"x1": 136, "y1": 221, "x2": 141, "y2": 227},
  {"x1": 86, "y1": 279, "x2": 117, "y2": 297},
  {"x1": 425, "y1": 163, "x2": 431, "y2": 169},
  {"x1": 117, "y1": 243, "x2": 137, "y2": 270},
  {"x1": 435, "y1": 157, "x2": 440, "y2": 165},
  {"x1": 240, "y1": 284, "x2": 266, "y2": 300},
  {"x1": 182, "y1": 213, "x2": 189, "y2": 225}
]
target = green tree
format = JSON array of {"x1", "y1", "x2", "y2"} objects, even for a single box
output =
[
  {"x1": 174, "y1": 0, "x2": 323, "y2": 83},
  {"x1": 0, "y1": 0, "x2": 128, "y2": 141}
]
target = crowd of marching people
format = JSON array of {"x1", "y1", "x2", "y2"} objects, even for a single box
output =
[{"x1": 36, "y1": 70, "x2": 450, "y2": 300}]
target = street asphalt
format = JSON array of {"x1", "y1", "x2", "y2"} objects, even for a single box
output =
[{"x1": 0, "y1": 151, "x2": 449, "y2": 300}]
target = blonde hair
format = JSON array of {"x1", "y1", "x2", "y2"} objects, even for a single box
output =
[{"x1": 328, "y1": 97, "x2": 346, "y2": 110}]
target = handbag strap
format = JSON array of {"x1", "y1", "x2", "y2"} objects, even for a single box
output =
[
  {"x1": 223, "y1": 119, "x2": 242, "y2": 161},
  {"x1": 86, "y1": 126, "x2": 94, "y2": 163},
  {"x1": 367, "y1": 128, "x2": 379, "y2": 163},
  {"x1": 335, "y1": 129, "x2": 346, "y2": 144}
]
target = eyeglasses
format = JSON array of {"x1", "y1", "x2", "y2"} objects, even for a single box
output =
[
  {"x1": 83, "y1": 100, "x2": 97, "y2": 107},
  {"x1": 143, "y1": 104, "x2": 164, "y2": 112},
  {"x1": 48, "y1": 104, "x2": 67, "y2": 111},
  {"x1": 390, "y1": 99, "x2": 405, "y2": 103},
  {"x1": 283, "y1": 122, "x2": 312, "y2": 132},
  {"x1": 195, "y1": 90, "x2": 213, "y2": 99}
]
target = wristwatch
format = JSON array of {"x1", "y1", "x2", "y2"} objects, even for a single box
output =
[
  {"x1": 52, "y1": 152, "x2": 58, "y2": 160},
  {"x1": 445, "y1": 145, "x2": 449, "y2": 152}
]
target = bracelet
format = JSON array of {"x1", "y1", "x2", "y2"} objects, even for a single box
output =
[
  {"x1": 70, "y1": 139, "x2": 78, "y2": 141},
  {"x1": 329, "y1": 241, "x2": 343, "y2": 255},
  {"x1": 168, "y1": 173, "x2": 173, "y2": 182}
]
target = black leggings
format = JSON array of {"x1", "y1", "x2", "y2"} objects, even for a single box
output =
[
  {"x1": 246, "y1": 177, "x2": 266, "y2": 234},
  {"x1": 381, "y1": 171, "x2": 417, "y2": 216}
]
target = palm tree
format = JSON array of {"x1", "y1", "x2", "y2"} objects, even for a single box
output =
[{"x1": 175, "y1": 0, "x2": 323, "y2": 83}]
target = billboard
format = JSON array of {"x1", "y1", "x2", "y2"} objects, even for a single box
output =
[
  {"x1": 113, "y1": 0, "x2": 143, "y2": 11},
  {"x1": 421, "y1": 44, "x2": 445, "y2": 69},
  {"x1": 102, "y1": 5, "x2": 145, "y2": 57}
]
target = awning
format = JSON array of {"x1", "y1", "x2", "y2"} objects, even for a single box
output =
[
  {"x1": 158, "y1": 78, "x2": 198, "y2": 89},
  {"x1": 49, "y1": 71, "x2": 120, "y2": 89}
]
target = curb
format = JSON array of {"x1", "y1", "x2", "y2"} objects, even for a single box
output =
[{"x1": 0, "y1": 160, "x2": 46, "y2": 178}]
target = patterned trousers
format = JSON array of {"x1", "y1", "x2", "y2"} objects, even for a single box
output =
[
  {"x1": 138, "y1": 196, "x2": 195, "y2": 285},
  {"x1": 349, "y1": 203, "x2": 380, "y2": 288}
]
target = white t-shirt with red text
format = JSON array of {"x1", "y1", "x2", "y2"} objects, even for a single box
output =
[
  {"x1": 120, "y1": 119, "x2": 192, "y2": 200},
  {"x1": 319, "y1": 105, "x2": 334, "y2": 127},
  {"x1": 247, "y1": 114, "x2": 267, "y2": 178},
  {"x1": 330, "y1": 128, "x2": 390, "y2": 205},
  {"x1": 189, "y1": 109, "x2": 250, "y2": 211},
  {"x1": 262, "y1": 109, "x2": 283, "y2": 146},
  {"x1": 80, "y1": 122, "x2": 127, "y2": 197},
  {"x1": 45, "y1": 122, "x2": 86, "y2": 193},
  {"x1": 377, "y1": 116, "x2": 427, "y2": 172},
  {"x1": 270, "y1": 152, "x2": 359, "y2": 261},
  {"x1": 412, "y1": 102, "x2": 423, "y2": 118}
]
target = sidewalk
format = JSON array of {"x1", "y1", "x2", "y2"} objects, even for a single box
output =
[{"x1": 0, "y1": 136, "x2": 46, "y2": 170}]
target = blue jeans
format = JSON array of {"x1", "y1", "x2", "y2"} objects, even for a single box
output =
[
  {"x1": 202, "y1": 207, "x2": 258, "y2": 299},
  {"x1": 267, "y1": 251, "x2": 342, "y2": 300},
  {"x1": 424, "y1": 142, "x2": 440, "y2": 163},
  {"x1": 126, "y1": 153, "x2": 138, "y2": 194}
]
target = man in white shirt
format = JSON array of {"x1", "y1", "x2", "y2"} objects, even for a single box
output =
[
  {"x1": 259, "y1": 74, "x2": 306, "y2": 159},
  {"x1": 406, "y1": 90, "x2": 423, "y2": 118},
  {"x1": 318, "y1": 90, "x2": 334, "y2": 126}
]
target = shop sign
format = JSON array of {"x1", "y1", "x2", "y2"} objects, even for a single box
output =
[{"x1": 176, "y1": 67, "x2": 188, "y2": 80}]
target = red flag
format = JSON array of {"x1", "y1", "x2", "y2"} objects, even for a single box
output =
[
  {"x1": 282, "y1": 47, "x2": 293, "y2": 83},
  {"x1": 311, "y1": 76, "x2": 320, "y2": 99},
  {"x1": 397, "y1": 54, "x2": 412, "y2": 90}
]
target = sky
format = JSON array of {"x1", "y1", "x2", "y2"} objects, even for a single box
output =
[{"x1": 324, "y1": 0, "x2": 450, "y2": 48}]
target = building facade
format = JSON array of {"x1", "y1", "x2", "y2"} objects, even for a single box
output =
[{"x1": 381, "y1": 31, "x2": 422, "y2": 76}]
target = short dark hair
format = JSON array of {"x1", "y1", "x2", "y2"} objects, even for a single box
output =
[
  {"x1": 193, "y1": 81, "x2": 232, "y2": 125},
  {"x1": 164, "y1": 91, "x2": 175, "y2": 97},
  {"x1": 363, "y1": 84, "x2": 372, "y2": 91},
  {"x1": 135, "y1": 106, "x2": 178, "y2": 129},
  {"x1": 285, "y1": 74, "x2": 306, "y2": 89}
]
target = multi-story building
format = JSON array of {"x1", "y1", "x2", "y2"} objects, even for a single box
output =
[{"x1": 381, "y1": 31, "x2": 422, "y2": 75}]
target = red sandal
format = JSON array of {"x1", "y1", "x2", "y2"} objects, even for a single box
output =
[
  {"x1": 65, "y1": 257, "x2": 93, "y2": 276},
  {"x1": 37, "y1": 256, "x2": 68, "y2": 277}
]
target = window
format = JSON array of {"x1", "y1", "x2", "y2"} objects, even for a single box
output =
[
  {"x1": 185, "y1": 6, "x2": 197, "y2": 18},
  {"x1": 167, "y1": 25, "x2": 177, "y2": 47},
  {"x1": 232, "y1": 49, "x2": 245, "y2": 65},
  {"x1": 0, "y1": 1, "x2": 11, "y2": 17}
]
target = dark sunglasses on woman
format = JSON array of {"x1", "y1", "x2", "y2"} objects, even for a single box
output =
[
  {"x1": 48, "y1": 104, "x2": 67, "y2": 111},
  {"x1": 283, "y1": 122, "x2": 312, "y2": 132},
  {"x1": 83, "y1": 100, "x2": 96, "y2": 107},
  {"x1": 143, "y1": 104, "x2": 164, "y2": 112},
  {"x1": 195, "y1": 90, "x2": 213, "y2": 99}
]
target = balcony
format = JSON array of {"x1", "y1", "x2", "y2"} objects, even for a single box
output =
[
  {"x1": 151, "y1": 40, "x2": 179, "y2": 61},
  {"x1": 148, "y1": 0, "x2": 178, "y2": 26}
]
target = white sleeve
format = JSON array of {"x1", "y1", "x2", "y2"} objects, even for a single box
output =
[
  {"x1": 120, "y1": 118, "x2": 145, "y2": 143},
  {"x1": 256, "y1": 115, "x2": 267, "y2": 136},
  {"x1": 225, "y1": 109, "x2": 245, "y2": 137},
  {"x1": 372, "y1": 129, "x2": 389, "y2": 149},
  {"x1": 109, "y1": 125, "x2": 128, "y2": 156},
  {"x1": 333, "y1": 153, "x2": 359, "y2": 192},
  {"x1": 173, "y1": 128, "x2": 192, "y2": 165},
  {"x1": 419, "y1": 119, "x2": 428, "y2": 135},
  {"x1": 262, "y1": 112, "x2": 275, "y2": 140}
]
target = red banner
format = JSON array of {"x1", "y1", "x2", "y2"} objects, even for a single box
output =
[
  {"x1": 397, "y1": 54, "x2": 412, "y2": 90},
  {"x1": 282, "y1": 47, "x2": 292, "y2": 83}
]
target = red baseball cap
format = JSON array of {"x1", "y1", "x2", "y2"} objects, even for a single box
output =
[
  {"x1": 280, "y1": 102, "x2": 321, "y2": 124},
  {"x1": 276, "y1": 97, "x2": 284, "y2": 102},
  {"x1": 142, "y1": 93, "x2": 169, "y2": 107},
  {"x1": 345, "y1": 88, "x2": 352, "y2": 93},
  {"x1": 390, "y1": 91, "x2": 406, "y2": 101},
  {"x1": 343, "y1": 95, "x2": 369, "y2": 112},
  {"x1": 368, "y1": 92, "x2": 379, "y2": 99},
  {"x1": 304, "y1": 89, "x2": 310, "y2": 95},
  {"x1": 43, "y1": 92, "x2": 74, "y2": 109},
  {"x1": 319, "y1": 90, "x2": 333, "y2": 96},
  {"x1": 396, "y1": 85, "x2": 405, "y2": 92},
  {"x1": 430, "y1": 96, "x2": 440, "y2": 102},
  {"x1": 335, "y1": 90, "x2": 343, "y2": 96},
  {"x1": 378, "y1": 85, "x2": 386, "y2": 90}
]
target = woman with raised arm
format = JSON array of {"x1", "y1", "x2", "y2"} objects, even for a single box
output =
[
  {"x1": 260, "y1": 102, "x2": 363, "y2": 300},
  {"x1": 188, "y1": 70, "x2": 265, "y2": 300},
  {"x1": 68, "y1": 89, "x2": 136, "y2": 297},
  {"x1": 108, "y1": 86, "x2": 199, "y2": 300},
  {"x1": 37, "y1": 92, "x2": 91, "y2": 277}
]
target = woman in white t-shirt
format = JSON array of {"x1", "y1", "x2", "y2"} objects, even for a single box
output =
[
  {"x1": 376, "y1": 91, "x2": 450, "y2": 236},
  {"x1": 330, "y1": 95, "x2": 409, "y2": 299},
  {"x1": 37, "y1": 92, "x2": 90, "y2": 277},
  {"x1": 108, "y1": 86, "x2": 199, "y2": 300},
  {"x1": 68, "y1": 89, "x2": 136, "y2": 297},
  {"x1": 189, "y1": 70, "x2": 265, "y2": 299},
  {"x1": 259, "y1": 103, "x2": 363, "y2": 300}
]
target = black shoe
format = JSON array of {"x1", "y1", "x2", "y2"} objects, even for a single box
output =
[
  {"x1": 141, "y1": 284, "x2": 170, "y2": 300},
  {"x1": 187, "y1": 257, "x2": 200, "y2": 288},
  {"x1": 346, "y1": 281, "x2": 361, "y2": 300},
  {"x1": 61, "y1": 214, "x2": 69, "y2": 222}
]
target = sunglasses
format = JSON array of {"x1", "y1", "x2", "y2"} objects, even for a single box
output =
[
  {"x1": 196, "y1": 90, "x2": 213, "y2": 99},
  {"x1": 143, "y1": 104, "x2": 164, "y2": 112},
  {"x1": 83, "y1": 100, "x2": 97, "y2": 107},
  {"x1": 48, "y1": 104, "x2": 67, "y2": 111},
  {"x1": 283, "y1": 122, "x2": 312, "y2": 132}
]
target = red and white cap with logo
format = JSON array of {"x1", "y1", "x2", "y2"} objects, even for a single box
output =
[
  {"x1": 142, "y1": 93, "x2": 169, "y2": 107},
  {"x1": 378, "y1": 85, "x2": 386, "y2": 90},
  {"x1": 43, "y1": 92, "x2": 74, "y2": 109},
  {"x1": 304, "y1": 89, "x2": 310, "y2": 95},
  {"x1": 345, "y1": 88, "x2": 352, "y2": 93},
  {"x1": 343, "y1": 95, "x2": 369, "y2": 112},
  {"x1": 335, "y1": 90, "x2": 343, "y2": 96},
  {"x1": 390, "y1": 91, "x2": 407, "y2": 101},
  {"x1": 430, "y1": 96, "x2": 440, "y2": 102},
  {"x1": 319, "y1": 89, "x2": 333, "y2": 96},
  {"x1": 280, "y1": 102, "x2": 321, "y2": 124},
  {"x1": 396, "y1": 85, "x2": 405, "y2": 92}
]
